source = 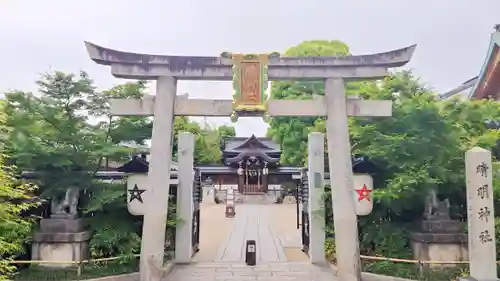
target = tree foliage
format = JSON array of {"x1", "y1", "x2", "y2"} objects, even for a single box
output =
[
  {"x1": 267, "y1": 40, "x2": 363, "y2": 166},
  {"x1": 172, "y1": 119, "x2": 235, "y2": 164},
  {"x1": 350, "y1": 73, "x2": 500, "y2": 259},
  {"x1": 268, "y1": 40, "x2": 500, "y2": 277},
  {"x1": 1, "y1": 71, "x2": 235, "y2": 266},
  {"x1": 0, "y1": 102, "x2": 38, "y2": 280}
]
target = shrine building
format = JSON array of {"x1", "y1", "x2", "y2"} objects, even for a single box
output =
[
  {"x1": 195, "y1": 135, "x2": 300, "y2": 194},
  {"x1": 113, "y1": 134, "x2": 376, "y2": 203},
  {"x1": 116, "y1": 134, "x2": 301, "y2": 195}
]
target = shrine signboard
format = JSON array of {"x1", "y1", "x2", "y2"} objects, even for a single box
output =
[
  {"x1": 465, "y1": 147, "x2": 497, "y2": 280},
  {"x1": 221, "y1": 52, "x2": 278, "y2": 120}
]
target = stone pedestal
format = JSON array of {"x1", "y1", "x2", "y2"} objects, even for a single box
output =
[
  {"x1": 31, "y1": 217, "x2": 91, "y2": 268},
  {"x1": 410, "y1": 220, "x2": 468, "y2": 268}
]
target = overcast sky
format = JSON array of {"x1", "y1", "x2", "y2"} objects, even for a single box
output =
[{"x1": 1, "y1": 0, "x2": 499, "y2": 137}]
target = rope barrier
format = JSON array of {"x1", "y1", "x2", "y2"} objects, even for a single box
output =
[
  {"x1": 7, "y1": 254, "x2": 140, "y2": 265},
  {"x1": 8, "y1": 253, "x2": 499, "y2": 278},
  {"x1": 6, "y1": 254, "x2": 141, "y2": 277},
  {"x1": 9, "y1": 253, "x2": 486, "y2": 266},
  {"x1": 359, "y1": 255, "x2": 472, "y2": 265}
]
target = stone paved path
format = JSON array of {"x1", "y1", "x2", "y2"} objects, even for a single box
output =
[
  {"x1": 216, "y1": 205, "x2": 286, "y2": 262},
  {"x1": 165, "y1": 204, "x2": 337, "y2": 280},
  {"x1": 192, "y1": 203, "x2": 234, "y2": 262},
  {"x1": 165, "y1": 261, "x2": 337, "y2": 281}
]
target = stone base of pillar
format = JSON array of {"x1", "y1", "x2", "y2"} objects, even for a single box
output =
[
  {"x1": 31, "y1": 218, "x2": 91, "y2": 268},
  {"x1": 410, "y1": 220, "x2": 468, "y2": 269}
]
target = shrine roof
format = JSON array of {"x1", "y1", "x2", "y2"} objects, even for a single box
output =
[
  {"x1": 469, "y1": 26, "x2": 500, "y2": 100},
  {"x1": 225, "y1": 150, "x2": 280, "y2": 164},
  {"x1": 439, "y1": 76, "x2": 478, "y2": 99},
  {"x1": 117, "y1": 154, "x2": 177, "y2": 174},
  {"x1": 223, "y1": 135, "x2": 280, "y2": 153},
  {"x1": 439, "y1": 26, "x2": 500, "y2": 100}
]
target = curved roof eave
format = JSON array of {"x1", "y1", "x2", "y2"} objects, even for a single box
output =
[
  {"x1": 439, "y1": 77, "x2": 478, "y2": 99},
  {"x1": 225, "y1": 151, "x2": 280, "y2": 164},
  {"x1": 468, "y1": 30, "x2": 500, "y2": 99}
]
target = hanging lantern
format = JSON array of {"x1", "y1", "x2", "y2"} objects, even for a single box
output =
[
  {"x1": 263, "y1": 162, "x2": 268, "y2": 175},
  {"x1": 237, "y1": 167, "x2": 243, "y2": 176},
  {"x1": 263, "y1": 167, "x2": 268, "y2": 175}
]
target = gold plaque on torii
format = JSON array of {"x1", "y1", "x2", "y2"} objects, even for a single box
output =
[{"x1": 221, "y1": 52, "x2": 280, "y2": 120}]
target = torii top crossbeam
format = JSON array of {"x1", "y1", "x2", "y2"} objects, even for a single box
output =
[{"x1": 84, "y1": 42, "x2": 415, "y2": 80}]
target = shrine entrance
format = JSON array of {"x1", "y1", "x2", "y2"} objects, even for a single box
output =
[
  {"x1": 239, "y1": 155, "x2": 266, "y2": 194},
  {"x1": 84, "y1": 41, "x2": 414, "y2": 281}
]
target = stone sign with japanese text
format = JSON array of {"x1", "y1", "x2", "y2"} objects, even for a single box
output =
[{"x1": 465, "y1": 147, "x2": 497, "y2": 280}]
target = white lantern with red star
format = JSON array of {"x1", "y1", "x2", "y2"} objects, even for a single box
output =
[{"x1": 353, "y1": 174, "x2": 374, "y2": 216}]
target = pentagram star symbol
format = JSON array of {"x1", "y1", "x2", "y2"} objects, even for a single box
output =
[
  {"x1": 355, "y1": 184, "x2": 372, "y2": 202},
  {"x1": 128, "y1": 184, "x2": 146, "y2": 203}
]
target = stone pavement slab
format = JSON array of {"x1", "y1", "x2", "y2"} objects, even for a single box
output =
[
  {"x1": 164, "y1": 204, "x2": 333, "y2": 280},
  {"x1": 164, "y1": 262, "x2": 338, "y2": 281},
  {"x1": 216, "y1": 205, "x2": 287, "y2": 262},
  {"x1": 192, "y1": 203, "x2": 234, "y2": 262}
]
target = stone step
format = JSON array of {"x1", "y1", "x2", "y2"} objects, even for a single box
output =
[
  {"x1": 213, "y1": 189, "x2": 281, "y2": 204},
  {"x1": 236, "y1": 194, "x2": 278, "y2": 204}
]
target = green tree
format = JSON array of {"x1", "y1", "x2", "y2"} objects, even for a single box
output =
[
  {"x1": 267, "y1": 40, "x2": 362, "y2": 166},
  {"x1": 3, "y1": 71, "x2": 236, "y2": 261},
  {"x1": 322, "y1": 71, "x2": 500, "y2": 277},
  {"x1": 217, "y1": 125, "x2": 236, "y2": 146},
  {"x1": 266, "y1": 40, "x2": 500, "y2": 278},
  {"x1": 0, "y1": 102, "x2": 38, "y2": 280},
  {"x1": 3, "y1": 71, "x2": 140, "y2": 259},
  {"x1": 171, "y1": 118, "x2": 234, "y2": 164},
  {"x1": 350, "y1": 72, "x2": 500, "y2": 277}
]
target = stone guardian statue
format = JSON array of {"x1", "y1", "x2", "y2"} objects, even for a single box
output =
[{"x1": 50, "y1": 187, "x2": 80, "y2": 219}]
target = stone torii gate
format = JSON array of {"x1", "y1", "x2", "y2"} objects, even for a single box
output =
[{"x1": 84, "y1": 42, "x2": 415, "y2": 281}]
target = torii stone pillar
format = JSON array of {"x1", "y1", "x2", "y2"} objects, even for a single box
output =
[
  {"x1": 84, "y1": 42, "x2": 415, "y2": 281},
  {"x1": 175, "y1": 132, "x2": 195, "y2": 263},
  {"x1": 307, "y1": 132, "x2": 325, "y2": 264},
  {"x1": 138, "y1": 77, "x2": 176, "y2": 281},
  {"x1": 325, "y1": 78, "x2": 361, "y2": 279}
]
